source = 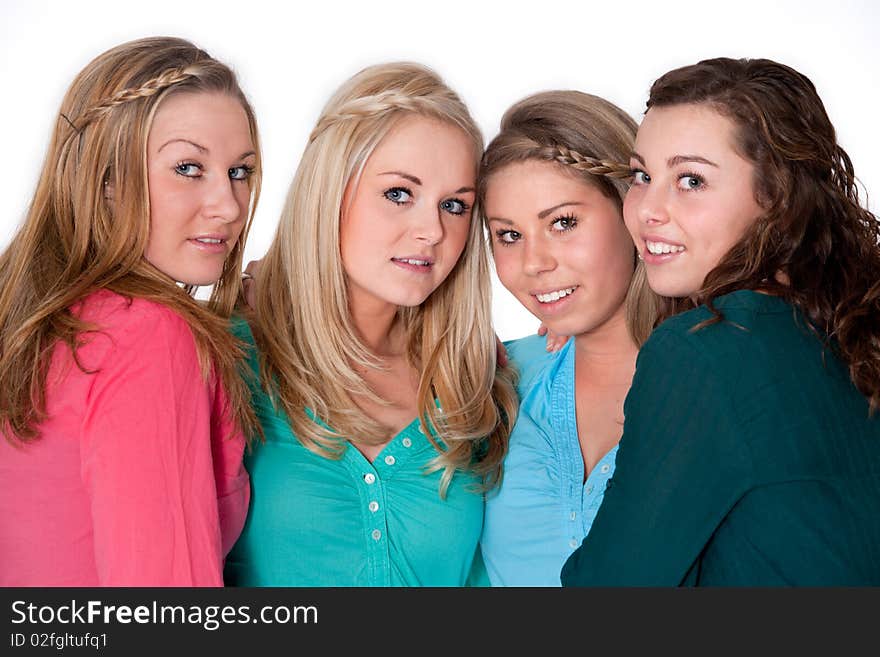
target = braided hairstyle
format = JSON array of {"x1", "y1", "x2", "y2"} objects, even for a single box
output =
[
  {"x1": 478, "y1": 90, "x2": 661, "y2": 345},
  {"x1": 253, "y1": 62, "x2": 517, "y2": 496},
  {"x1": 1, "y1": 36, "x2": 261, "y2": 444}
]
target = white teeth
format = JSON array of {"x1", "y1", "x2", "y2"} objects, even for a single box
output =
[
  {"x1": 535, "y1": 286, "x2": 577, "y2": 304},
  {"x1": 396, "y1": 258, "x2": 430, "y2": 266},
  {"x1": 645, "y1": 240, "x2": 685, "y2": 255},
  {"x1": 195, "y1": 238, "x2": 223, "y2": 244}
]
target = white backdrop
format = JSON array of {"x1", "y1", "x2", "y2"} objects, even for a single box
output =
[{"x1": 2, "y1": 0, "x2": 877, "y2": 340}]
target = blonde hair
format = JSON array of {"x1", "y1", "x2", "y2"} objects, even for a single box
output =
[
  {"x1": 478, "y1": 90, "x2": 661, "y2": 346},
  {"x1": 0, "y1": 36, "x2": 261, "y2": 444},
  {"x1": 253, "y1": 62, "x2": 517, "y2": 494}
]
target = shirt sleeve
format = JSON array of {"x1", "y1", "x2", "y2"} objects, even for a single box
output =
[
  {"x1": 79, "y1": 301, "x2": 229, "y2": 586},
  {"x1": 561, "y1": 328, "x2": 751, "y2": 586}
]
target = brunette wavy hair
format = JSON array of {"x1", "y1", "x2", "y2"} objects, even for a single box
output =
[{"x1": 648, "y1": 57, "x2": 880, "y2": 411}]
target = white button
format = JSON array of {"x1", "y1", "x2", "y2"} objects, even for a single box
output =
[
  {"x1": 569, "y1": 539, "x2": 578, "y2": 549},
  {"x1": 570, "y1": 511, "x2": 577, "y2": 521},
  {"x1": 402, "y1": 437, "x2": 412, "y2": 448},
  {"x1": 363, "y1": 473, "x2": 376, "y2": 484},
  {"x1": 586, "y1": 485, "x2": 593, "y2": 494},
  {"x1": 417, "y1": 423, "x2": 425, "y2": 434},
  {"x1": 371, "y1": 529, "x2": 382, "y2": 541},
  {"x1": 384, "y1": 455, "x2": 396, "y2": 466},
  {"x1": 600, "y1": 464, "x2": 611, "y2": 474},
  {"x1": 369, "y1": 501, "x2": 379, "y2": 513}
]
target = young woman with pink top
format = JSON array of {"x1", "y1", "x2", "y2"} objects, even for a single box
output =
[{"x1": 0, "y1": 37, "x2": 261, "y2": 586}]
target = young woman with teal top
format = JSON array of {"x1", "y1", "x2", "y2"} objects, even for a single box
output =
[
  {"x1": 477, "y1": 92, "x2": 661, "y2": 586},
  {"x1": 224, "y1": 62, "x2": 516, "y2": 586},
  {"x1": 562, "y1": 58, "x2": 880, "y2": 586}
]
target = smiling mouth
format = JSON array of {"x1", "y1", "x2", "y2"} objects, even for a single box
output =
[
  {"x1": 533, "y1": 286, "x2": 578, "y2": 304},
  {"x1": 645, "y1": 240, "x2": 686, "y2": 255}
]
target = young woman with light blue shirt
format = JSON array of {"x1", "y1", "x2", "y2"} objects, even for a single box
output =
[{"x1": 477, "y1": 91, "x2": 661, "y2": 586}]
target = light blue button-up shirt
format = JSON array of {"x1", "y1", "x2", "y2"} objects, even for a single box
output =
[{"x1": 481, "y1": 334, "x2": 617, "y2": 586}]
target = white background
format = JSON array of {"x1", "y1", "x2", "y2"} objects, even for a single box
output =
[{"x1": 2, "y1": 0, "x2": 877, "y2": 340}]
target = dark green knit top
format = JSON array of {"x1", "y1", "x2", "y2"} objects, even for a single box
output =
[{"x1": 561, "y1": 290, "x2": 880, "y2": 586}]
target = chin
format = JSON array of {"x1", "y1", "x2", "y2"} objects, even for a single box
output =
[
  {"x1": 393, "y1": 294, "x2": 433, "y2": 308},
  {"x1": 174, "y1": 271, "x2": 225, "y2": 287},
  {"x1": 645, "y1": 275, "x2": 697, "y2": 300}
]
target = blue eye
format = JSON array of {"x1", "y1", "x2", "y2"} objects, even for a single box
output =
[
  {"x1": 440, "y1": 198, "x2": 469, "y2": 216},
  {"x1": 551, "y1": 215, "x2": 577, "y2": 232},
  {"x1": 495, "y1": 229, "x2": 521, "y2": 245},
  {"x1": 174, "y1": 162, "x2": 202, "y2": 177},
  {"x1": 229, "y1": 165, "x2": 254, "y2": 181},
  {"x1": 384, "y1": 187, "x2": 413, "y2": 205},
  {"x1": 631, "y1": 169, "x2": 650, "y2": 185},
  {"x1": 677, "y1": 173, "x2": 705, "y2": 191}
]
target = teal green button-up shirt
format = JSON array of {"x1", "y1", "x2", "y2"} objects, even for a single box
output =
[{"x1": 224, "y1": 320, "x2": 486, "y2": 587}]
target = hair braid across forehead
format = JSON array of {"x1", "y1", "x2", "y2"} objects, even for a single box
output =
[
  {"x1": 67, "y1": 65, "x2": 200, "y2": 131},
  {"x1": 308, "y1": 90, "x2": 444, "y2": 143},
  {"x1": 543, "y1": 144, "x2": 633, "y2": 180}
]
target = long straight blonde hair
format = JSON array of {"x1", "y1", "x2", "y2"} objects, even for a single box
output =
[
  {"x1": 0, "y1": 36, "x2": 261, "y2": 444},
  {"x1": 252, "y1": 62, "x2": 517, "y2": 494}
]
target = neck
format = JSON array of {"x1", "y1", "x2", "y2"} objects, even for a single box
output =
[
  {"x1": 573, "y1": 304, "x2": 638, "y2": 385},
  {"x1": 348, "y1": 291, "x2": 402, "y2": 357}
]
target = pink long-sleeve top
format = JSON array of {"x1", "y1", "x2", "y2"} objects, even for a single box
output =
[{"x1": 0, "y1": 290, "x2": 249, "y2": 586}]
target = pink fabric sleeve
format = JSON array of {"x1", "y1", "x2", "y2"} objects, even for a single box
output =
[
  {"x1": 210, "y1": 377, "x2": 250, "y2": 558},
  {"x1": 79, "y1": 301, "x2": 231, "y2": 586}
]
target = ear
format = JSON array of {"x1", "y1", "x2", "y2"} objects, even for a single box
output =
[{"x1": 103, "y1": 179, "x2": 114, "y2": 201}]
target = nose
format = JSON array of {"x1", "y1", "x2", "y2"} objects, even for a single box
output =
[
  {"x1": 628, "y1": 179, "x2": 669, "y2": 227},
  {"x1": 413, "y1": 207, "x2": 445, "y2": 245},
  {"x1": 522, "y1": 235, "x2": 556, "y2": 276},
  {"x1": 204, "y1": 173, "x2": 242, "y2": 224}
]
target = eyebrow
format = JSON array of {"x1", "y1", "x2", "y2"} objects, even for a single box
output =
[
  {"x1": 488, "y1": 201, "x2": 583, "y2": 225},
  {"x1": 159, "y1": 138, "x2": 207, "y2": 154},
  {"x1": 379, "y1": 171, "x2": 474, "y2": 195},
  {"x1": 380, "y1": 171, "x2": 422, "y2": 185},
  {"x1": 631, "y1": 152, "x2": 719, "y2": 168},
  {"x1": 538, "y1": 201, "x2": 582, "y2": 219},
  {"x1": 158, "y1": 139, "x2": 256, "y2": 161}
]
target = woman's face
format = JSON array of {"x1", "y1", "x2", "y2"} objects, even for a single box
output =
[
  {"x1": 144, "y1": 91, "x2": 255, "y2": 286},
  {"x1": 339, "y1": 115, "x2": 476, "y2": 313},
  {"x1": 623, "y1": 103, "x2": 763, "y2": 298},
  {"x1": 485, "y1": 160, "x2": 635, "y2": 338}
]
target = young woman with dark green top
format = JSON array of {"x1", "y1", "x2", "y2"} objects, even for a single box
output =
[{"x1": 562, "y1": 57, "x2": 880, "y2": 586}]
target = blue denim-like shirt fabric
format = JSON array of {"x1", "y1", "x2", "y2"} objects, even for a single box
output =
[{"x1": 481, "y1": 334, "x2": 617, "y2": 586}]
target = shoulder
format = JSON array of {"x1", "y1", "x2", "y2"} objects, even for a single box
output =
[
  {"x1": 74, "y1": 290, "x2": 200, "y2": 369},
  {"x1": 77, "y1": 290, "x2": 193, "y2": 338},
  {"x1": 644, "y1": 290, "x2": 789, "y2": 368},
  {"x1": 503, "y1": 334, "x2": 562, "y2": 396}
]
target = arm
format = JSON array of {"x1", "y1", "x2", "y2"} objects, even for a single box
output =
[
  {"x1": 561, "y1": 328, "x2": 751, "y2": 586},
  {"x1": 80, "y1": 302, "x2": 229, "y2": 586}
]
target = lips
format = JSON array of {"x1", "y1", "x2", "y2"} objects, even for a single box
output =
[
  {"x1": 188, "y1": 234, "x2": 231, "y2": 254},
  {"x1": 640, "y1": 236, "x2": 686, "y2": 264},
  {"x1": 391, "y1": 255, "x2": 435, "y2": 274},
  {"x1": 532, "y1": 285, "x2": 579, "y2": 304}
]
